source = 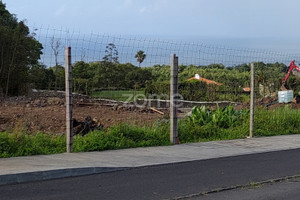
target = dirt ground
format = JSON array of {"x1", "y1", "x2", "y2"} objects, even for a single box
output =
[
  {"x1": 0, "y1": 97, "x2": 165, "y2": 135},
  {"x1": 1, "y1": 96, "x2": 300, "y2": 135}
]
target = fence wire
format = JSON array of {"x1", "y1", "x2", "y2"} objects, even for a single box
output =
[
  {"x1": 2, "y1": 24, "x2": 300, "y2": 141},
  {"x1": 32, "y1": 26, "x2": 300, "y2": 68}
]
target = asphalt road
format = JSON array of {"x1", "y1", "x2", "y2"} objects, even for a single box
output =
[
  {"x1": 190, "y1": 177, "x2": 300, "y2": 200},
  {"x1": 1, "y1": 148, "x2": 300, "y2": 200}
]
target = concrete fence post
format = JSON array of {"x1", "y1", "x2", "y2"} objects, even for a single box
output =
[
  {"x1": 170, "y1": 54, "x2": 179, "y2": 144},
  {"x1": 65, "y1": 47, "x2": 73, "y2": 152},
  {"x1": 249, "y1": 62, "x2": 255, "y2": 138}
]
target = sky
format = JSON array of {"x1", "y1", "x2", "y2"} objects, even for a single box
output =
[
  {"x1": 3, "y1": 0, "x2": 300, "y2": 65},
  {"x1": 4, "y1": 0, "x2": 300, "y2": 38}
]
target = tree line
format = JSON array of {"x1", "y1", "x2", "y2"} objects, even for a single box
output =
[{"x1": 0, "y1": 1, "x2": 42, "y2": 96}]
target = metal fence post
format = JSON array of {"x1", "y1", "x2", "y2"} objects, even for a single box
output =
[
  {"x1": 249, "y1": 62, "x2": 255, "y2": 138},
  {"x1": 65, "y1": 47, "x2": 73, "y2": 152},
  {"x1": 170, "y1": 54, "x2": 179, "y2": 144}
]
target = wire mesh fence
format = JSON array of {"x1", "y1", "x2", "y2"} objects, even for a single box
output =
[
  {"x1": 33, "y1": 26, "x2": 300, "y2": 67},
  {"x1": 1, "y1": 24, "x2": 300, "y2": 150}
]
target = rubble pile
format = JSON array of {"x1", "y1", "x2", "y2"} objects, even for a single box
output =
[{"x1": 73, "y1": 116, "x2": 103, "y2": 136}]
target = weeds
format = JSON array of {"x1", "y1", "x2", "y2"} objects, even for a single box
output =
[
  {"x1": 0, "y1": 122, "x2": 170, "y2": 158},
  {"x1": 0, "y1": 132, "x2": 65, "y2": 158},
  {"x1": 255, "y1": 106, "x2": 300, "y2": 136},
  {"x1": 73, "y1": 123, "x2": 170, "y2": 152},
  {"x1": 179, "y1": 105, "x2": 249, "y2": 142},
  {"x1": 187, "y1": 105, "x2": 249, "y2": 128}
]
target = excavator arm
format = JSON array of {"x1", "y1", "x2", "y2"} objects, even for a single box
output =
[{"x1": 281, "y1": 61, "x2": 300, "y2": 90}]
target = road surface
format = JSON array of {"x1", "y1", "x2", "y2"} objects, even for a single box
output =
[
  {"x1": 190, "y1": 177, "x2": 300, "y2": 200},
  {"x1": 1, "y1": 148, "x2": 300, "y2": 200}
]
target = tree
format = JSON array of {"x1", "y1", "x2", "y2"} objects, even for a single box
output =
[
  {"x1": 49, "y1": 65, "x2": 65, "y2": 90},
  {"x1": 255, "y1": 62, "x2": 268, "y2": 98},
  {"x1": 135, "y1": 50, "x2": 146, "y2": 67},
  {"x1": 50, "y1": 37, "x2": 62, "y2": 91},
  {"x1": 73, "y1": 61, "x2": 90, "y2": 80},
  {"x1": 207, "y1": 63, "x2": 225, "y2": 69},
  {"x1": 125, "y1": 68, "x2": 152, "y2": 89},
  {"x1": 73, "y1": 61, "x2": 95, "y2": 94},
  {"x1": 0, "y1": 2, "x2": 43, "y2": 96},
  {"x1": 103, "y1": 43, "x2": 119, "y2": 64},
  {"x1": 28, "y1": 63, "x2": 55, "y2": 90}
]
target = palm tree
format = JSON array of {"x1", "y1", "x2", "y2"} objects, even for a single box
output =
[{"x1": 135, "y1": 50, "x2": 146, "y2": 67}]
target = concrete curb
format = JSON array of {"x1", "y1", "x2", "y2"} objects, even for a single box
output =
[{"x1": 0, "y1": 167, "x2": 126, "y2": 186}]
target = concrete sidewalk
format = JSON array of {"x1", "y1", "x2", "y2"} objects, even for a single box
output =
[{"x1": 1, "y1": 135, "x2": 300, "y2": 185}]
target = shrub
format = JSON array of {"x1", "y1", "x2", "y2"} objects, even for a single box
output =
[{"x1": 0, "y1": 132, "x2": 65, "y2": 158}]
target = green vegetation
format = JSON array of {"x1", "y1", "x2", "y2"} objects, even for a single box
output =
[
  {"x1": 72, "y1": 62, "x2": 152, "y2": 95},
  {"x1": 0, "y1": 132, "x2": 65, "y2": 158},
  {"x1": 255, "y1": 106, "x2": 300, "y2": 136},
  {"x1": 179, "y1": 105, "x2": 250, "y2": 142},
  {"x1": 0, "y1": 122, "x2": 170, "y2": 158},
  {"x1": 145, "y1": 79, "x2": 250, "y2": 102},
  {"x1": 2, "y1": 1, "x2": 300, "y2": 100},
  {"x1": 73, "y1": 123, "x2": 170, "y2": 152},
  {"x1": 26, "y1": 60, "x2": 293, "y2": 103},
  {"x1": 135, "y1": 50, "x2": 146, "y2": 67},
  {"x1": 187, "y1": 105, "x2": 248, "y2": 128},
  {"x1": 1, "y1": 1, "x2": 300, "y2": 159},
  {"x1": 1, "y1": 106, "x2": 300, "y2": 158},
  {"x1": 0, "y1": 2, "x2": 43, "y2": 96}
]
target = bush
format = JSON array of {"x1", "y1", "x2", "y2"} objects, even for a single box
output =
[
  {"x1": 73, "y1": 123, "x2": 170, "y2": 152},
  {"x1": 145, "y1": 80, "x2": 247, "y2": 102},
  {"x1": 0, "y1": 122, "x2": 170, "y2": 158},
  {"x1": 0, "y1": 132, "x2": 65, "y2": 158},
  {"x1": 178, "y1": 105, "x2": 249, "y2": 142}
]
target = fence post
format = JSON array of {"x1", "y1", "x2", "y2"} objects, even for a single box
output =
[
  {"x1": 65, "y1": 47, "x2": 73, "y2": 152},
  {"x1": 170, "y1": 54, "x2": 179, "y2": 144},
  {"x1": 249, "y1": 62, "x2": 255, "y2": 138}
]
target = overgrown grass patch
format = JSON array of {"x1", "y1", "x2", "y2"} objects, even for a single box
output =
[
  {"x1": 0, "y1": 122, "x2": 170, "y2": 158},
  {"x1": 255, "y1": 106, "x2": 300, "y2": 136},
  {"x1": 0, "y1": 132, "x2": 65, "y2": 158},
  {"x1": 178, "y1": 105, "x2": 300, "y2": 143},
  {"x1": 73, "y1": 122, "x2": 170, "y2": 152}
]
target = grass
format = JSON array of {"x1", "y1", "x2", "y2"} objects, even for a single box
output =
[
  {"x1": 1, "y1": 105, "x2": 300, "y2": 158},
  {"x1": 255, "y1": 106, "x2": 300, "y2": 136},
  {"x1": 178, "y1": 105, "x2": 300, "y2": 143},
  {"x1": 0, "y1": 132, "x2": 65, "y2": 158},
  {"x1": 0, "y1": 122, "x2": 170, "y2": 158},
  {"x1": 73, "y1": 122, "x2": 170, "y2": 152},
  {"x1": 91, "y1": 90, "x2": 145, "y2": 102}
]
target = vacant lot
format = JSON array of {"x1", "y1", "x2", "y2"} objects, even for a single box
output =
[{"x1": 0, "y1": 97, "x2": 164, "y2": 135}]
